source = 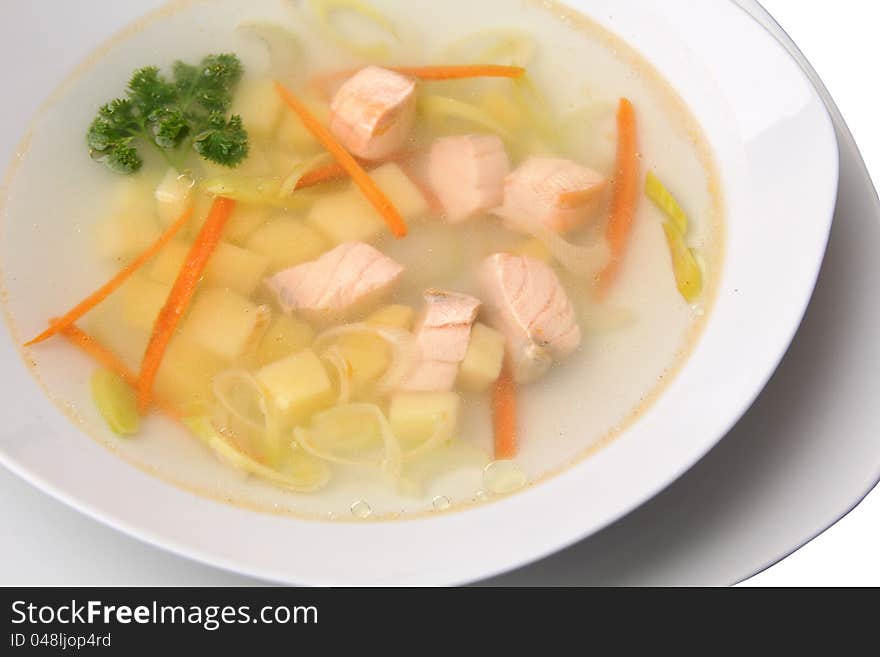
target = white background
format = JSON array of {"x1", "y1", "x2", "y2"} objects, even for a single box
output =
[
  {"x1": 0, "y1": 0, "x2": 878, "y2": 586},
  {"x1": 738, "y1": 0, "x2": 880, "y2": 586}
]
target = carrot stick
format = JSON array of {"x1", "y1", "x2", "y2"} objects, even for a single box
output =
[
  {"x1": 293, "y1": 149, "x2": 416, "y2": 191},
  {"x1": 390, "y1": 64, "x2": 525, "y2": 80},
  {"x1": 136, "y1": 197, "x2": 235, "y2": 413},
  {"x1": 275, "y1": 81, "x2": 408, "y2": 238},
  {"x1": 596, "y1": 98, "x2": 639, "y2": 297},
  {"x1": 312, "y1": 64, "x2": 525, "y2": 94},
  {"x1": 59, "y1": 323, "x2": 181, "y2": 420},
  {"x1": 24, "y1": 206, "x2": 194, "y2": 347},
  {"x1": 492, "y1": 362, "x2": 518, "y2": 459}
]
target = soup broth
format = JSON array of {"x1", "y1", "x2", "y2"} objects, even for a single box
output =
[{"x1": 1, "y1": 0, "x2": 723, "y2": 520}]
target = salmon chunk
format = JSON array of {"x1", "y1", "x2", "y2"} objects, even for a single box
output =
[
  {"x1": 401, "y1": 289, "x2": 482, "y2": 391},
  {"x1": 329, "y1": 66, "x2": 417, "y2": 161},
  {"x1": 494, "y1": 157, "x2": 606, "y2": 233},
  {"x1": 266, "y1": 242, "x2": 404, "y2": 322},
  {"x1": 479, "y1": 253, "x2": 581, "y2": 383},
  {"x1": 427, "y1": 135, "x2": 510, "y2": 222}
]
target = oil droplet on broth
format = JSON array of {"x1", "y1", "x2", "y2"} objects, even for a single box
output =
[
  {"x1": 483, "y1": 460, "x2": 527, "y2": 495},
  {"x1": 350, "y1": 500, "x2": 372, "y2": 519},
  {"x1": 474, "y1": 489, "x2": 490, "y2": 502},
  {"x1": 176, "y1": 170, "x2": 196, "y2": 188},
  {"x1": 432, "y1": 495, "x2": 451, "y2": 511}
]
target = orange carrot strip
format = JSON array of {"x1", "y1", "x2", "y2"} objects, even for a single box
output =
[
  {"x1": 597, "y1": 98, "x2": 639, "y2": 296},
  {"x1": 275, "y1": 81, "x2": 408, "y2": 238},
  {"x1": 59, "y1": 323, "x2": 181, "y2": 420},
  {"x1": 136, "y1": 197, "x2": 236, "y2": 413},
  {"x1": 312, "y1": 64, "x2": 525, "y2": 94},
  {"x1": 293, "y1": 149, "x2": 416, "y2": 191},
  {"x1": 24, "y1": 206, "x2": 194, "y2": 347},
  {"x1": 390, "y1": 64, "x2": 525, "y2": 80},
  {"x1": 492, "y1": 362, "x2": 518, "y2": 459}
]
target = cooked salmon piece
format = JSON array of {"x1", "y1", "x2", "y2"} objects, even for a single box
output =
[
  {"x1": 427, "y1": 134, "x2": 510, "y2": 222},
  {"x1": 494, "y1": 157, "x2": 606, "y2": 233},
  {"x1": 266, "y1": 242, "x2": 404, "y2": 322},
  {"x1": 329, "y1": 66, "x2": 417, "y2": 161},
  {"x1": 479, "y1": 253, "x2": 581, "y2": 383},
  {"x1": 401, "y1": 289, "x2": 482, "y2": 391}
]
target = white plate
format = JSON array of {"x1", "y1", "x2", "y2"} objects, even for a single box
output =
[{"x1": 0, "y1": 0, "x2": 839, "y2": 585}]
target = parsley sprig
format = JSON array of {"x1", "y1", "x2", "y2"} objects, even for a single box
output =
[{"x1": 87, "y1": 53, "x2": 249, "y2": 174}]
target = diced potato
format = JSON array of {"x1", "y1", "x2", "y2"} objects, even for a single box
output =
[
  {"x1": 369, "y1": 163, "x2": 430, "y2": 220},
  {"x1": 155, "y1": 167, "x2": 193, "y2": 228},
  {"x1": 335, "y1": 333, "x2": 390, "y2": 391},
  {"x1": 256, "y1": 349, "x2": 334, "y2": 421},
  {"x1": 306, "y1": 188, "x2": 386, "y2": 245},
  {"x1": 389, "y1": 392, "x2": 460, "y2": 447},
  {"x1": 149, "y1": 240, "x2": 189, "y2": 284},
  {"x1": 86, "y1": 301, "x2": 149, "y2": 371},
  {"x1": 306, "y1": 164, "x2": 428, "y2": 245},
  {"x1": 513, "y1": 238, "x2": 553, "y2": 263},
  {"x1": 458, "y1": 323, "x2": 506, "y2": 392},
  {"x1": 231, "y1": 78, "x2": 283, "y2": 138},
  {"x1": 180, "y1": 288, "x2": 269, "y2": 361},
  {"x1": 275, "y1": 98, "x2": 329, "y2": 153},
  {"x1": 96, "y1": 176, "x2": 160, "y2": 262},
  {"x1": 120, "y1": 275, "x2": 171, "y2": 332},
  {"x1": 204, "y1": 242, "x2": 270, "y2": 296},
  {"x1": 245, "y1": 217, "x2": 328, "y2": 271},
  {"x1": 366, "y1": 304, "x2": 415, "y2": 331},
  {"x1": 154, "y1": 335, "x2": 227, "y2": 412},
  {"x1": 223, "y1": 203, "x2": 271, "y2": 244},
  {"x1": 255, "y1": 315, "x2": 315, "y2": 366}
]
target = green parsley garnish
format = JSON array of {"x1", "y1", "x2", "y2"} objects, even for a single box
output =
[{"x1": 87, "y1": 53, "x2": 249, "y2": 174}]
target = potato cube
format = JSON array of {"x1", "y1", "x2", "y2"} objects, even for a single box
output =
[
  {"x1": 245, "y1": 217, "x2": 328, "y2": 271},
  {"x1": 513, "y1": 238, "x2": 553, "y2": 263},
  {"x1": 306, "y1": 164, "x2": 428, "y2": 245},
  {"x1": 306, "y1": 188, "x2": 386, "y2": 245},
  {"x1": 154, "y1": 335, "x2": 226, "y2": 412},
  {"x1": 180, "y1": 288, "x2": 269, "y2": 361},
  {"x1": 366, "y1": 304, "x2": 415, "y2": 331},
  {"x1": 275, "y1": 98, "x2": 329, "y2": 153},
  {"x1": 458, "y1": 323, "x2": 506, "y2": 392},
  {"x1": 149, "y1": 240, "x2": 189, "y2": 284},
  {"x1": 389, "y1": 392, "x2": 460, "y2": 447},
  {"x1": 369, "y1": 163, "x2": 430, "y2": 220},
  {"x1": 335, "y1": 333, "x2": 390, "y2": 391},
  {"x1": 204, "y1": 242, "x2": 269, "y2": 296},
  {"x1": 120, "y1": 275, "x2": 171, "y2": 332},
  {"x1": 256, "y1": 349, "x2": 334, "y2": 420},
  {"x1": 155, "y1": 167, "x2": 193, "y2": 228},
  {"x1": 223, "y1": 203, "x2": 271, "y2": 244},
  {"x1": 255, "y1": 315, "x2": 315, "y2": 366},
  {"x1": 231, "y1": 78, "x2": 283, "y2": 138},
  {"x1": 96, "y1": 176, "x2": 160, "y2": 262}
]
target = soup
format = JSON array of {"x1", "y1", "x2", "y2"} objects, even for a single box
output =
[{"x1": 2, "y1": 0, "x2": 723, "y2": 520}]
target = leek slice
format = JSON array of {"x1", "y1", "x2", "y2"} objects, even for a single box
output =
[
  {"x1": 313, "y1": 323, "x2": 417, "y2": 395},
  {"x1": 201, "y1": 175, "x2": 316, "y2": 209},
  {"x1": 212, "y1": 369, "x2": 285, "y2": 467},
  {"x1": 279, "y1": 153, "x2": 333, "y2": 197},
  {"x1": 183, "y1": 416, "x2": 330, "y2": 492},
  {"x1": 294, "y1": 403, "x2": 403, "y2": 477},
  {"x1": 237, "y1": 22, "x2": 303, "y2": 78},
  {"x1": 646, "y1": 171, "x2": 688, "y2": 234},
  {"x1": 443, "y1": 29, "x2": 537, "y2": 67},
  {"x1": 307, "y1": 0, "x2": 398, "y2": 59},
  {"x1": 497, "y1": 209, "x2": 609, "y2": 278},
  {"x1": 662, "y1": 222, "x2": 703, "y2": 303},
  {"x1": 418, "y1": 95, "x2": 514, "y2": 141},
  {"x1": 90, "y1": 370, "x2": 139, "y2": 437}
]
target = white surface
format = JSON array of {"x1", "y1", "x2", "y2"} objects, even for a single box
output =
[
  {"x1": 739, "y1": 0, "x2": 880, "y2": 587},
  {"x1": 0, "y1": 0, "x2": 872, "y2": 586}
]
